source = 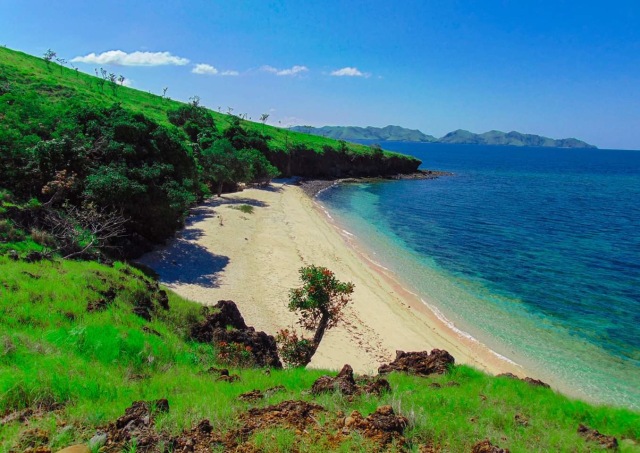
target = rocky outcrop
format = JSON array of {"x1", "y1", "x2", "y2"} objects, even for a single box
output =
[
  {"x1": 311, "y1": 364, "x2": 391, "y2": 396},
  {"x1": 578, "y1": 424, "x2": 618, "y2": 449},
  {"x1": 341, "y1": 405, "x2": 409, "y2": 447},
  {"x1": 378, "y1": 349, "x2": 455, "y2": 376},
  {"x1": 101, "y1": 399, "x2": 169, "y2": 452},
  {"x1": 190, "y1": 300, "x2": 282, "y2": 368},
  {"x1": 497, "y1": 373, "x2": 550, "y2": 389}
]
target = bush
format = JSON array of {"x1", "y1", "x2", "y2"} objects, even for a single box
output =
[
  {"x1": 216, "y1": 341, "x2": 256, "y2": 367},
  {"x1": 275, "y1": 329, "x2": 315, "y2": 368}
]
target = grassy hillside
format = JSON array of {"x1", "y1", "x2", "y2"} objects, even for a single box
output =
[
  {"x1": 1, "y1": 257, "x2": 639, "y2": 452},
  {"x1": 0, "y1": 46, "x2": 398, "y2": 156}
]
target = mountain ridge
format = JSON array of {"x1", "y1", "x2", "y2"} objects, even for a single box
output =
[{"x1": 291, "y1": 125, "x2": 596, "y2": 149}]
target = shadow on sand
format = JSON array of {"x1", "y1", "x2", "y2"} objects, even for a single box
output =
[
  {"x1": 208, "y1": 197, "x2": 269, "y2": 208},
  {"x1": 149, "y1": 239, "x2": 230, "y2": 288}
]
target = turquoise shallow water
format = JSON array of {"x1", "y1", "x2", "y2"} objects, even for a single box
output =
[{"x1": 317, "y1": 143, "x2": 640, "y2": 409}]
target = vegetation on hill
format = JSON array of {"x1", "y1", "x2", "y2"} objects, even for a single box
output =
[
  {"x1": 0, "y1": 46, "x2": 420, "y2": 258},
  {"x1": 0, "y1": 254, "x2": 639, "y2": 451},
  {"x1": 294, "y1": 125, "x2": 596, "y2": 148}
]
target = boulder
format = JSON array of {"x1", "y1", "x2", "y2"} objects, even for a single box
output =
[
  {"x1": 190, "y1": 300, "x2": 282, "y2": 368},
  {"x1": 378, "y1": 349, "x2": 455, "y2": 376}
]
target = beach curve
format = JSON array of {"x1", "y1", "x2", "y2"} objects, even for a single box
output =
[{"x1": 138, "y1": 181, "x2": 526, "y2": 377}]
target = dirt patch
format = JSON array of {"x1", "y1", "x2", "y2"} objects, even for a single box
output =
[
  {"x1": 340, "y1": 405, "x2": 409, "y2": 448},
  {"x1": 378, "y1": 349, "x2": 455, "y2": 376},
  {"x1": 238, "y1": 385, "x2": 286, "y2": 402},
  {"x1": 577, "y1": 424, "x2": 618, "y2": 449},
  {"x1": 471, "y1": 439, "x2": 510, "y2": 452},
  {"x1": 101, "y1": 399, "x2": 169, "y2": 452}
]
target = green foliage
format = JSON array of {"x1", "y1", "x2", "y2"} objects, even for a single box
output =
[
  {"x1": 283, "y1": 266, "x2": 355, "y2": 366},
  {"x1": 231, "y1": 204, "x2": 255, "y2": 214},
  {"x1": 275, "y1": 329, "x2": 315, "y2": 368},
  {"x1": 288, "y1": 265, "x2": 355, "y2": 332}
]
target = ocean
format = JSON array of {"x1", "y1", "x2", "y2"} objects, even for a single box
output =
[{"x1": 316, "y1": 142, "x2": 640, "y2": 409}]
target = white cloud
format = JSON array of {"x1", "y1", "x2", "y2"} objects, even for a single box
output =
[
  {"x1": 121, "y1": 78, "x2": 134, "y2": 87},
  {"x1": 330, "y1": 66, "x2": 370, "y2": 77},
  {"x1": 261, "y1": 65, "x2": 308, "y2": 76},
  {"x1": 221, "y1": 70, "x2": 239, "y2": 76},
  {"x1": 192, "y1": 63, "x2": 219, "y2": 75},
  {"x1": 71, "y1": 50, "x2": 189, "y2": 66}
]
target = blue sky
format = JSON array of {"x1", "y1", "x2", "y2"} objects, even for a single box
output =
[{"x1": 2, "y1": 0, "x2": 639, "y2": 149}]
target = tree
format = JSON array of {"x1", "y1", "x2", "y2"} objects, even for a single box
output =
[
  {"x1": 43, "y1": 49, "x2": 56, "y2": 69},
  {"x1": 259, "y1": 113, "x2": 270, "y2": 133},
  {"x1": 280, "y1": 265, "x2": 354, "y2": 366}
]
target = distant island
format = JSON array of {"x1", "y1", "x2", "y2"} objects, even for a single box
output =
[{"x1": 290, "y1": 125, "x2": 596, "y2": 149}]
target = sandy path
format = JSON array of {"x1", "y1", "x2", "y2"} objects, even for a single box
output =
[{"x1": 139, "y1": 182, "x2": 525, "y2": 376}]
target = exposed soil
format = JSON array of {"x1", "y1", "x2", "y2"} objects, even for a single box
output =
[
  {"x1": 471, "y1": 439, "x2": 510, "y2": 453},
  {"x1": 578, "y1": 424, "x2": 618, "y2": 449}
]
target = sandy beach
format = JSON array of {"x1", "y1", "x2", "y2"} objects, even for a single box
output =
[{"x1": 139, "y1": 181, "x2": 525, "y2": 376}]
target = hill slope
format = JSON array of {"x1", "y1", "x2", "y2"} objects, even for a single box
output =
[
  {"x1": 0, "y1": 46, "x2": 420, "y2": 256},
  {"x1": 0, "y1": 254, "x2": 638, "y2": 451}
]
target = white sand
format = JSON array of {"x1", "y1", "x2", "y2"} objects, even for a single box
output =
[{"x1": 139, "y1": 182, "x2": 525, "y2": 376}]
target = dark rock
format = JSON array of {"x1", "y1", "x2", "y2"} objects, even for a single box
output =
[
  {"x1": 311, "y1": 364, "x2": 392, "y2": 396},
  {"x1": 24, "y1": 251, "x2": 46, "y2": 263},
  {"x1": 312, "y1": 364, "x2": 358, "y2": 395},
  {"x1": 378, "y1": 349, "x2": 455, "y2": 376},
  {"x1": 498, "y1": 373, "x2": 550, "y2": 389},
  {"x1": 471, "y1": 439, "x2": 510, "y2": 452},
  {"x1": 190, "y1": 300, "x2": 282, "y2": 368},
  {"x1": 497, "y1": 373, "x2": 519, "y2": 379},
  {"x1": 102, "y1": 399, "x2": 169, "y2": 452},
  {"x1": 523, "y1": 377, "x2": 550, "y2": 388},
  {"x1": 8, "y1": 250, "x2": 19, "y2": 261},
  {"x1": 192, "y1": 300, "x2": 248, "y2": 335},
  {"x1": 156, "y1": 290, "x2": 169, "y2": 310},
  {"x1": 141, "y1": 326, "x2": 161, "y2": 337},
  {"x1": 205, "y1": 367, "x2": 229, "y2": 376},
  {"x1": 216, "y1": 374, "x2": 240, "y2": 383},
  {"x1": 578, "y1": 424, "x2": 618, "y2": 449},
  {"x1": 358, "y1": 376, "x2": 392, "y2": 396},
  {"x1": 238, "y1": 390, "x2": 263, "y2": 402}
]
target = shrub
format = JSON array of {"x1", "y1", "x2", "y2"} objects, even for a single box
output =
[{"x1": 275, "y1": 329, "x2": 315, "y2": 368}]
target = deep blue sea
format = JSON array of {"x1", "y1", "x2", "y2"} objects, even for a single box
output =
[{"x1": 317, "y1": 142, "x2": 640, "y2": 409}]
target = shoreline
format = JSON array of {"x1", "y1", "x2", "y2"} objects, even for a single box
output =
[
  {"x1": 138, "y1": 181, "x2": 526, "y2": 377},
  {"x1": 296, "y1": 169, "x2": 453, "y2": 197}
]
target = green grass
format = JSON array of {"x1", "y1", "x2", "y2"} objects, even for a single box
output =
[
  {"x1": 230, "y1": 204, "x2": 255, "y2": 214},
  {"x1": 0, "y1": 46, "x2": 409, "y2": 159},
  {"x1": 0, "y1": 257, "x2": 639, "y2": 452}
]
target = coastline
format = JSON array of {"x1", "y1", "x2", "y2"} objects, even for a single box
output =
[{"x1": 138, "y1": 181, "x2": 524, "y2": 377}]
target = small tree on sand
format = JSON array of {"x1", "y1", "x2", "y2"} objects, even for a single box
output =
[{"x1": 278, "y1": 265, "x2": 354, "y2": 367}]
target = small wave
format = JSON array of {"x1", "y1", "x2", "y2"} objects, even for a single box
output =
[
  {"x1": 341, "y1": 229, "x2": 355, "y2": 237},
  {"x1": 420, "y1": 298, "x2": 520, "y2": 366}
]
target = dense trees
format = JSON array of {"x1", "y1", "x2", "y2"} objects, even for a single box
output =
[{"x1": 0, "y1": 99, "x2": 281, "y2": 258}]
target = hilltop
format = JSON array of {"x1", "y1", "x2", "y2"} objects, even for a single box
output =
[
  {"x1": 293, "y1": 125, "x2": 596, "y2": 149},
  {"x1": 291, "y1": 125, "x2": 437, "y2": 142}
]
